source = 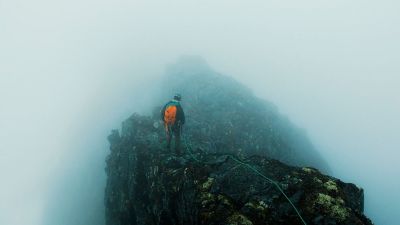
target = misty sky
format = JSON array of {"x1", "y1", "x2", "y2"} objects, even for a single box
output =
[{"x1": 1, "y1": 0, "x2": 399, "y2": 225}]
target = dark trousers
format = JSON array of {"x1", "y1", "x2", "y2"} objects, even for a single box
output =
[{"x1": 165, "y1": 123, "x2": 182, "y2": 154}]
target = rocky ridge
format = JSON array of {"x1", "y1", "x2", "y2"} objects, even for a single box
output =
[
  {"x1": 105, "y1": 114, "x2": 373, "y2": 225},
  {"x1": 104, "y1": 57, "x2": 373, "y2": 225}
]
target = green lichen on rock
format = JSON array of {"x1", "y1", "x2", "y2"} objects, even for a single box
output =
[
  {"x1": 302, "y1": 167, "x2": 316, "y2": 174},
  {"x1": 244, "y1": 200, "x2": 268, "y2": 212},
  {"x1": 200, "y1": 192, "x2": 215, "y2": 207},
  {"x1": 324, "y1": 180, "x2": 338, "y2": 192},
  {"x1": 313, "y1": 177, "x2": 323, "y2": 184},
  {"x1": 314, "y1": 193, "x2": 349, "y2": 221},
  {"x1": 258, "y1": 200, "x2": 269, "y2": 209},
  {"x1": 201, "y1": 177, "x2": 214, "y2": 191},
  {"x1": 217, "y1": 194, "x2": 232, "y2": 207},
  {"x1": 227, "y1": 213, "x2": 253, "y2": 225}
]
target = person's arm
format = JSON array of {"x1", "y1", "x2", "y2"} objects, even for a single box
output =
[
  {"x1": 179, "y1": 106, "x2": 185, "y2": 125},
  {"x1": 160, "y1": 103, "x2": 167, "y2": 121}
]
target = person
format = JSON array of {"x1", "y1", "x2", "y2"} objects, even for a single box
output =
[{"x1": 161, "y1": 94, "x2": 185, "y2": 155}]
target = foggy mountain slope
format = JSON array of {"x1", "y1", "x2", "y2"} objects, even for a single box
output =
[
  {"x1": 157, "y1": 56, "x2": 329, "y2": 171},
  {"x1": 102, "y1": 57, "x2": 377, "y2": 224},
  {"x1": 104, "y1": 114, "x2": 373, "y2": 225}
]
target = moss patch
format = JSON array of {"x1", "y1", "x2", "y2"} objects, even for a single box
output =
[
  {"x1": 244, "y1": 200, "x2": 268, "y2": 211},
  {"x1": 302, "y1": 167, "x2": 316, "y2": 174},
  {"x1": 314, "y1": 193, "x2": 349, "y2": 221},
  {"x1": 226, "y1": 213, "x2": 253, "y2": 225},
  {"x1": 200, "y1": 192, "x2": 215, "y2": 207},
  {"x1": 201, "y1": 177, "x2": 214, "y2": 191},
  {"x1": 324, "y1": 180, "x2": 338, "y2": 192}
]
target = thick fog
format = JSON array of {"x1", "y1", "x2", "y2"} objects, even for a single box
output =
[{"x1": 1, "y1": 0, "x2": 399, "y2": 225}]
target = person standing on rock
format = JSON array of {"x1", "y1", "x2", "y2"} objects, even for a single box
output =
[{"x1": 161, "y1": 94, "x2": 185, "y2": 155}]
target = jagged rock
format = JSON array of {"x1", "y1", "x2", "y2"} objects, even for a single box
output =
[
  {"x1": 104, "y1": 57, "x2": 373, "y2": 225},
  {"x1": 104, "y1": 114, "x2": 373, "y2": 225}
]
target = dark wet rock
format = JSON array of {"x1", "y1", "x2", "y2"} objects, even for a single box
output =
[{"x1": 105, "y1": 114, "x2": 373, "y2": 225}]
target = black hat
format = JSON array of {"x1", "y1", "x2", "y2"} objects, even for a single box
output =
[{"x1": 173, "y1": 94, "x2": 182, "y2": 101}]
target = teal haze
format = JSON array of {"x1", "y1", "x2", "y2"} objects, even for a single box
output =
[{"x1": 0, "y1": 0, "x2": 399, "y2": 225}]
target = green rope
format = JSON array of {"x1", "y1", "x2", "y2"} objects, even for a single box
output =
[
  {"x1": 182, "y1": 134, "x2": 308, "y2": 225},
  {"x1": 182, "y1": 134, "x2": 202, "y2": 163},
  {"x1": 228, "y1": 156, "x2": 308, "y2": 225}
]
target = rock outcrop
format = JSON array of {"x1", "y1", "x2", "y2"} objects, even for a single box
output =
[
  {"x1": 104, "y1": 57, "x2": 373, "y2": 225},
  {"x1": 105, "y1": 114, "x2": 372, "y2": 225}
]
